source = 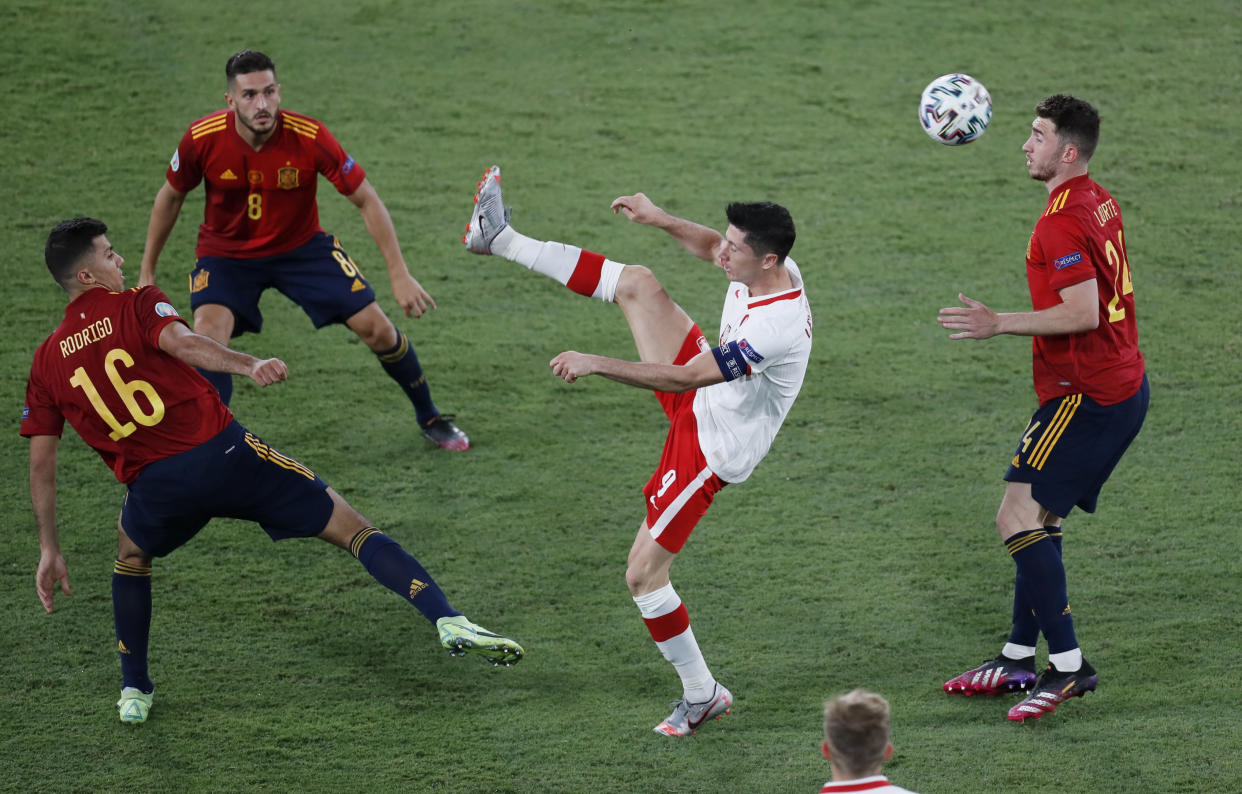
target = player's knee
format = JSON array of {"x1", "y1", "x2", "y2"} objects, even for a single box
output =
[
  {"x1": 115, "y1": 526, "x2": 150, "y2": 566},
  {"x1": 317, "y1": 488, "x2": 370, "y2": 550},
  {"x1": 995, "y1": 505, "x2": 1032, "y2": 540},
  {"x1": 357, "y1": 321, "x2": 396, "y2": 350},
  {"x1": 625, "y1": 554, "x2": 669, "y2": 595},
  {"x1": 347, "y1": 304, "x2": 397, "y2": 350},
  {"x1": 615, "y1": 265, "x2": 663, "y2": 305},
  {"x1": 624, "y1": 563, "x2": 649, "y2": 596},
  {"x1": 192, "y1": 305, "x2": 235, "y2": 343}
]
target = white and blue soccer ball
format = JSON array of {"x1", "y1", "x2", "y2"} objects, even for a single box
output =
[{"x1": 919, "y1": 73, "x2": 992, "y2": 145}]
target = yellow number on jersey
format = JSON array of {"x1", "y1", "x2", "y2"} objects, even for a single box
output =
[
  {"x1": 68, "y1": 348, "x2": 166, "y2": 440},
  {"x1": 247, "y1": 193, "x2": 262, "y2": 220},
  {"x1": 332, "y1": 249, "x2": 357, "y2": 277},
  {"x1": 1104, "y1": 229, "x2": 1134, "y2": 323}
]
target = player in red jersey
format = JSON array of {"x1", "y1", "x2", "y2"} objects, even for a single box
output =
[
  {"x1": 24, "y1": 218, "x2": 521, "y2": 725},
  {"x1": 937, "y1": 95, "x2": 1148, "y2": 721},
  {"x1": 139, "y1": 49, "x2": 468, "y2": 450}
]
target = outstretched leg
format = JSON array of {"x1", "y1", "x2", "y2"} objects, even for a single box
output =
[
  {"x1": 316, "y1": 489, "x2": 522, "y2": 666},
  {"x1": 464, "y1": 165, "x2": 695, "y2": 365}
]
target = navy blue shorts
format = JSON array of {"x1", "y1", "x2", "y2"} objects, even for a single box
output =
[
  {"x1": 1004, "y1": 375, "x2": 1149, "y2": 518},
  {"x1": 189, "y1": 232, "x2": 377, "y2": 337},
  {"x1": 120, "y1": 421, "x2": 335, "y2": 557}
]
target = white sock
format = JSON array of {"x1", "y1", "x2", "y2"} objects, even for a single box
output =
[
  {"x1": 495, "y1": 227, "x2": 623, "y2": 302},
  {"x1": 634, "y1": 583, "x2": 715, "y2": 702},
  {"x1": 1002, "y1": 642, "x2": 1037, "y2": 660},
  {"x1": 1048, "y1": 648, "x2": 1083, "y2": 672}
]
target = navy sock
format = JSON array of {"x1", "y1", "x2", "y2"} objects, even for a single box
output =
[
  {"x1": 375, "y1": 332, "x2": 437, "y2": 426},
  {"x1": 112, "y1": 560, "x2": 154, "y2": 693},
  {"x1": 197, "y1": 367, "x2": 234, "y2": 406},
  {"x1": 1006, "y1": 529, "x2": 1077, "y2": 654},
  {"x1": 1007, "y1": 568, "x2": 1039, "y2": 649},
  {"x1": 349, "y1": 528, "x2": 459, "y2": 623},
  {"x1": 1007, "y1": 525, "x2": 1064, "y2": 648}
]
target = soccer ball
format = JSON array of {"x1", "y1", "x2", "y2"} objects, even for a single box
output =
[{"x1": 918, "y1": 73, "x2": 992, "y2": 145}]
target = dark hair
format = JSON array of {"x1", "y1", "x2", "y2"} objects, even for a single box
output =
[
  {"x1": 45, "y1": 217, "x2": 108, "y2": 286},
  {"x1": 725, "y1": 201, "x2": 796, "y2": 263},
  {"x1": 226, "y1": 49, "x2": 276, "y2": 84},
  {"x1": 1035, "y1": 94, "x2": 1100, "y2": 162}
]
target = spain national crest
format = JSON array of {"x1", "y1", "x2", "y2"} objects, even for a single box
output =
[{"x1": 277, "y1": 167, "x2": 299, "y2": 190}]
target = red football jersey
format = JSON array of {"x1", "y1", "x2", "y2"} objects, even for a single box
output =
[
  {"x1": 1025, "y1": 174, "x2": 1145, "y2": 406},
  {"x1": 21, "y1": 286, "x2": 233, "y2": 483},
  {"x1": 165, "y1": 109, "x2": 368, "y2": 259}
]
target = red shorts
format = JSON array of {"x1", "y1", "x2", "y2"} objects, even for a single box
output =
[{"x1": 643, "y1": 326, "x2": 726, "y2": 553}]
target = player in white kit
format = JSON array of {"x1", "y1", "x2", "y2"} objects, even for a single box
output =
[{"x1": 463, "y1": 166, "x2": 812, "y2": 736}]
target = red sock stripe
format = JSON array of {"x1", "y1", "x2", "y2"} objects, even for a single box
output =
[
  {"x1": 643, "y1": 603, "x2": 690, "y2": 642},
  {"x1": 566, "y1": 250, "x2": 605, "y2": 297}
]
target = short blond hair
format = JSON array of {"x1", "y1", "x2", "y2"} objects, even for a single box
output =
[{"x1": 823, "y1": 689, "x2": 891, "y2": 777}]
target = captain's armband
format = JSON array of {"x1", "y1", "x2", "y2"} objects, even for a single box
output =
[{"x1": 711, "y1": 341, "x2": 750, "y2": 382}]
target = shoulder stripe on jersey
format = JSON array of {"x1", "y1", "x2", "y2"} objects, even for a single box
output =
[
  {"x1": 748, "y1": 288, "x2": 802, "y2": 310},
  {"x1": 190, "y1": 111, "x2": 229, "y2": 133},
  {"x1": 190, "y1": 117, "x2": 229, "y2": 140},
  {"x1": 1045, "y1": 189, "x2": 1071, "y2": 216},
  {"x1": 282, "y1": 113, "x2": 320, "y2": 139}
]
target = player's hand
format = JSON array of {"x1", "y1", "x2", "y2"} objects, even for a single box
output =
[
  {"x1": 249, "y1": 357, "x2": 288, "y2": 386},
  {"x1": 36, "y1": 550, "x2": 72, "y2": 614},
  {"x1": 611, "y1": 192, "x2": 664, "y2": 225},
  {"x1": 392, "y1": 273, "x2": 436, "y2": 318},
  {"x1": 937, "y1": 293, "x2": 1000, "y2": 340},
  {"x1": 549, "y1": 351, "x2": 593, "y2": 383}
]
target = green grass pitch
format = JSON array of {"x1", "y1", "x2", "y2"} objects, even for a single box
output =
[{"x1": 1, "y1": 1, "x2": 1240, "y2": 792}]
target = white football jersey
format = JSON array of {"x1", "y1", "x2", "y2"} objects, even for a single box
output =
[
  {"x1": 694, "y1": 258, "x2": 811, "y2": 483},
  {"x1": 819, "y1": 775, "x2": 919, "y2": 793}
]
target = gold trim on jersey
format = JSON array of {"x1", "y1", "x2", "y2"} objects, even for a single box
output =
[
  {"x1": 282, "y1": 114, "x2": 320, "y2": 139},
  {"x1": 191, "y1": 113, "x2": 229, "y2": 139},
  {"x1": 1044, "y1": 188, "x2": 1071, "y2": 216},
  {"x1": 243, "y1": 432, "x2": 316, "y2": 480},
  {"x1": 1026, "y1": 394, "x2": 1082, "y2": 470}
]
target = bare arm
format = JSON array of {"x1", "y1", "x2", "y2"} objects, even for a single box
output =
[
  {"x1": 140, "y1": 181, "x2": 189, "y2": 287},
  {"x1": 30, "y1": 434, "x2": 72, "y2": 613},
  {"x1": 346, "y1": 178, "x2": 434, "y2": 318},
  {"x1": 549, "y1": 349, "x2": 726, "y2": 392},
  {"x1": 610, "y1": 192, "x2": 724, "y2": 264},
  {"x1": 937, "y1": 279, "x2": 1100, "y2": 340},
  {"x1": 157, "y1": 321, "x2": 287, "y2": 386}
]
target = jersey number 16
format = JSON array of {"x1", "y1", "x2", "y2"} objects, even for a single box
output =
[{"x1": 69, "y1": 348, "x2": 167, "y2": 441}]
